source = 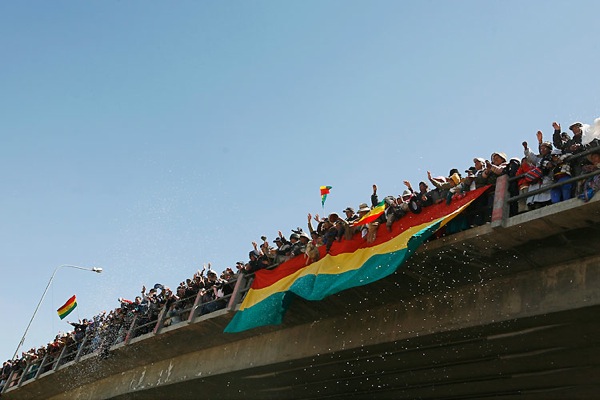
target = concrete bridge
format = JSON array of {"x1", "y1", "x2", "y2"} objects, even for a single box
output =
[{"x1": 3, "y1": 176, "x2": 600, "y2": 399}]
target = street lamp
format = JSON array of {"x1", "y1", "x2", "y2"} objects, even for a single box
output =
[{"x1": 12, "y1": 264, "x2": 103, "y2": 360}]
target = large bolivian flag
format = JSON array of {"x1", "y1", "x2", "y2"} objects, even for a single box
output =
[{"x1": 225, "y1": 186, "x2": 490, "y2": 333}]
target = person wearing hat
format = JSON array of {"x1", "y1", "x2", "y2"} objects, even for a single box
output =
[
  {"x1": 307, "y1": 213, "x2": 333, "y2": 243},
  {"x1": 282, "y1": 229, "x2": 305, "y2": 259},
  {"x1": 343, "y1": 206, "x2": 358, "y2": 223},
  {"x1": 243, "y1": 246, "x2": 271, "y2": 273},
  {"x1": 481, "y1": 152, "x2": 508, "y2": 186},
  {"x1": 269, "y1": 234, "x2": 290, "y2": 265},
  {"x1": 311, "y1": 213, "x2": 343, "y2": 251},
  {"x1": 357, "y1": 202, "x2": 370, "y2": 214},
  {"x1": 289, "y1": 231, "x2": 310, "y2": 258},
  {"x1": 235, "y1": 261, "x2": 246, "y2": 271},
  {"x1": 382, "y1": 195, "x2": 406, "y2": 231},
  {"x1": 552, "y1": 121, "x2": 573, "y2": 149},
  {"x1": 552, "y1": 121, "x2": 584, "y2": 150},
  {"x1": 258, "y1": 235, "x2": 273, "y2": 261},
  {"x1": 404, "y1": 180, "x2": 434, "y2": 208},
  {"x1": 295, "y1": 230, "x2": 319, "y2": 264},
  {"x1": 549, "y1": 148, "x2": 573, "y2": 204},
  {"x1": 349, "y1": 202, "x2": 372, "y2": 241},
  {"x1": 447, "y1": 159, "x2": 491, "y2": 206},
  {"x1": 515, "y1": 156, "x2": 535, "y2": 214},
  {"x1": 445, "y1": 166, "x2": 477, "y2": 205},
  {"x1": 586, "y1": 150, "x2": 600, "y2": 167},
  {"x1": 199, "y1": 268, "x2": 230, "y2": 315},
  {"x1": 462, "y1": 161, "x2": 484, "y2": 190},
  {"x1": 328, "y1": 212, "x2": 354, "y2": 242},
  {"x1": 427, "y1": 169, "x2": 462, "y2": 205},
  {"x1": 470, "y1": 157, "x2": 488, "y2": 189},
  {"x1": 523, "y1": 132, "x2": 553, "y2": 210},
  {"x1": 552, "y1": 121, "x2": 590, "y2": 189},
  {"x1": 578, "y1": 150, "x2": 600, "y2": 201},
  {"x1": 553, "y1": 121, "x2": 583, "y2": 148},
  {"x1": 399, "y1": 189, "x2": 413, "y2": 203}
]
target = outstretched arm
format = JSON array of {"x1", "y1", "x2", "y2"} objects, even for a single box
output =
[{"x1": 371, "y1": 184, "x2": 379, "y2": 206}]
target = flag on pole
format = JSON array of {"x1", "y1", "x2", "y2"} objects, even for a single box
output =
[
  {"x1": 320, "y1": 186, "x2": 332, "y2": 207},
  {"x1": 57, "y1": 295, "x2": 77, "y2": 320}
]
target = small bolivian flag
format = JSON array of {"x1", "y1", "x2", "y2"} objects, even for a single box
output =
[
  {"x1": 57, "y1": 295, "x2": 77, "y2": 320},
  {"x1": 353, "y1": 200, "x2": 386, "y2": 226},
  {"x1": 320, "y1": 186, "x2": 332, "y2": 207}
]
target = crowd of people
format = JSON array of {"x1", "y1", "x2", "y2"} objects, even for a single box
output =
[
  {"x1": 3, "y1": 119, "x2": 600, "y2": 392},
  {"x1": 1, "y1": 267, "x2": 239, "y2": 391}
]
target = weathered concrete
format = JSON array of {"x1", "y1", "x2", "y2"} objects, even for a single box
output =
[{"x1": 41, "y1": 256, "x2": 600, "y2": 399}]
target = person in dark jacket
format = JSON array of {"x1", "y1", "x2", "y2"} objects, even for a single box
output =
[{"x1": 552, "y1": 121, "x2": 589, "y2": 180}]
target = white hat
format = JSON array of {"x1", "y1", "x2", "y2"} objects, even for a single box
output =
[{"x1": 358, "y1": 203, "x2": 370, "y2": 213}]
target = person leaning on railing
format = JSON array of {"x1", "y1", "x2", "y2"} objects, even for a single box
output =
[
  {"x1": 67, "y1": 319, "x2": 90, "y2": 343},
  {"x1": 548, "y1": 149, "x2": 573, "y2": 204},
  {"x1": 523, "y1": 131, "x2": 554, "y2": 210},
  {"x1": 515, "y1": 156, "x2": 534, "y2": 214},
  {"x1": 552, "y1": 121, "x2": 589, "y2": 183},
  {"x1": 579, "y1": 150, "x2": 600, "y2": 201},
  {"x1": 0, "y1": 359, "x2": 12, "y2": 389}
]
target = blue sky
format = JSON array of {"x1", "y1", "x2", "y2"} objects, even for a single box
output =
[{"x1": 1, "y1": 1, "x2": 599, "y2": 362}]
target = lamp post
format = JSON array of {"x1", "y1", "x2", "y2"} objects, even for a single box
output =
[{"x1": 12, "y1": 264, "x2": 103, "y2": 360}]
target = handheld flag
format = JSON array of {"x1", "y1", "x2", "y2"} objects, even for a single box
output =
[
  {"x1": 320, "y1": 186, "x2": 332, "y2": 207},
  {"x1": 57, "y1": 295, "x2": 77, "y2": 320},
  {"x1": 353, "y1": 200, "x2": 386, "y2": 226}
]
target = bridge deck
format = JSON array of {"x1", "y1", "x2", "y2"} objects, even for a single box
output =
[{"x1": 4, "y1": 194, "x2": 600, "y2": 400}]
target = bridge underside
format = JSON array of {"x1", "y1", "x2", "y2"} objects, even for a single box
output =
[
  {"x1": 99, "y1": 199, "x2": 600, "y2": 399},
  {"x1": 112, "y1": 305, "x2": 600, "y2": 400}
]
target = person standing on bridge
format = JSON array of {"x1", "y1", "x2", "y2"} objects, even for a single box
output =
[
  {"x1": 552, "y1": 122, "x2": 588, "y2": 170},
  {"x1": 579, "y1": 150, "x2": 600, "y2": 201},
  {"x1": 523, "y1": 130, "x2": 553, "y2": 210}
]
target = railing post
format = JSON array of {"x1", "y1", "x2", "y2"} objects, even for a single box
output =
[
  {"x1": 491, "y1": 175, "x2": 509, "y2": 227},
  {"x1": 152, "y1": 306, "x2": 168, "y2": 334},
  {"x1": 34, "y1": 354, "x2": 48, "y2": 379},
  {"x1": 53, "y1": 346, "x2": 68, "y2": 372},
  {"x1": 74, "y1": 336, "x2": 88, "y2": 362},
  {"x1": 2, "y1": 369, "x2": 16, "y2": 393},
  {"x1": 227, "y1": 275, "x2": 250, "y2": 311},
  {"x1": 16, "y1": 360, "x2": 33, "y2": 387},
  {"x1": 123, "y1": 315, "x2": 138, "y2": 345},
  {"x1": 187, "y1": 289, "x2": 205, "y2": 322}
]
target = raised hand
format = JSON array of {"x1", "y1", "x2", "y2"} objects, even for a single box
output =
[{"x1": 536, "y1": 130, "x2": 543, "y2": 143}]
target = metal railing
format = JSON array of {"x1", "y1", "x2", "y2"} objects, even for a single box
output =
[{"x1": 491, "y1": 148, "x2": 600, "y2": 226}]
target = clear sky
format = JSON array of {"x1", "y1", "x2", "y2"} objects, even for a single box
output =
[{"x1": 1, "y1": 0, "x2": 599, "y2": 362}]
